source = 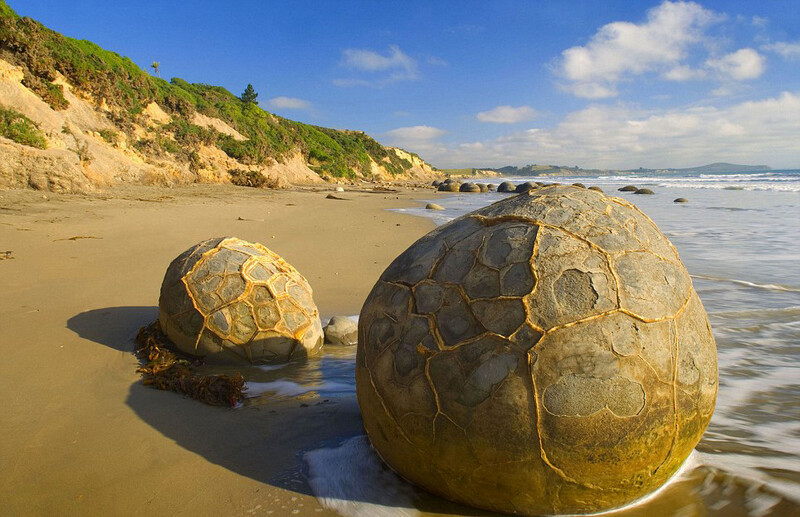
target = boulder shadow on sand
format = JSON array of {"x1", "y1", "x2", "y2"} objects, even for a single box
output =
[{"x1": 67, "y1": 306, "x2": 158, "y2": 352}]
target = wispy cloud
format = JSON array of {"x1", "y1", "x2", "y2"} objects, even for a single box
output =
[
  {"x1": 335, "y1": 45, "x2": 418, "y2": 87},
  {"x1": 762, "y1": 41, "x2": 800, "y2": 60},
  {"x1": 385, "y1": 125, "x2": 445, "y2": 141},
  {"x1": 476, "y1": 105, "x2": 538, "y2": 124},
  {"x1": 268, "y1": 96, "x2": 311, "y2": 110},
  {"x1": 384, "y1": 125, "x2": 446, "y2": 154},
  {"x1": 403, "y1": 92, "x2": 800, "y2": 169}
]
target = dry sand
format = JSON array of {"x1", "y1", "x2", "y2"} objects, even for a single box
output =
[{"x1": 0, "y1": 183, "x2": 436, "y2": 516}]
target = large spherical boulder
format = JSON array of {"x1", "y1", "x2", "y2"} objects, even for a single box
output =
[
  {"x1": 356, "y1": 186, "x2": 717, "y2": 515},
  {"x1": 159, "y1": 237, "x2": 323, "y2": 363}
]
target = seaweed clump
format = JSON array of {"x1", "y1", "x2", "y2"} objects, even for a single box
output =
[{"x1": 134, "y1": 321, "x2": 245, "y2": 407}]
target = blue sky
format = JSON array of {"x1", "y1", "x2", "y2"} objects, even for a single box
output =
[{"x1": 9, "y1": 0, "x2": 800, "y2": 169}]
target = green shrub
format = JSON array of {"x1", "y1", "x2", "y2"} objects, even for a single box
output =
[
  {"x1": 0, "y1": 106, "x2": 46, "y2": 148},
  {"x1": 96, "y1": 128, "x2": 117, "y2": 143}
]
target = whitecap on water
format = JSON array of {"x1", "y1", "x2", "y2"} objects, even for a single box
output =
[{"x1": 304, "y1": 435, "x2": 420, "y2": 517}]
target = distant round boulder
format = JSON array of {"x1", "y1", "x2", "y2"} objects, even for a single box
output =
[
  {"x1": 674, "y1": 198, "x2": 688, "y2": 203},
  {"x1": 514, "y1": 181, "x2": 537, "y2": 193},
  {"x1": 324, "y1": 316, "x2": 358, "y2": 346},
  {"x1": 159, "y1": 237, "x2": 323, "y2": 363},
  {"x1": 476, "y1": 183, "x2": 489, "y2": 192},
  {"x1": 619, "y1": 185, "x2": 638, "y2": 192},
  {"x1": 572, "y1": 182, "x2": 586, "y2": 188},
  {"x1": 357, "y1": 185, "x2": 717, "y2": 516},
  {"x1": 460, "y1": 182, "x2": 481, "y2": 193},
  {"x1": 486, "y1": 183, "x2": 496, "y2": 191},
  {"x1": 497, "y1": 181, "x2": 516, "y2": 193},
  {"x1": 588, "y1": 186, "x2": 604, "y2": 193},
  {"x1": 438, "y1": 182, "x2": 460, "y2": 192},
  {"x1": 635, "y1": 188, "x2": 655, "y2": 195},
  {"x1": 431, "y1": 180, "x2": 442, "y2": 187}
]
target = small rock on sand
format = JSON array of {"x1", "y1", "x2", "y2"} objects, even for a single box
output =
[
  {"x1": 674, "y1": 198, "x2": 688, "y2": 203},
  {"x1": 324, "y1": 316, "x2": 358, "y2": 346},
  {"x1": 426, "y1": 203, "x2": 445, "y2": 210},
  {"x1": 335, "y1": 186, "x2": 345, "y2": 192}
]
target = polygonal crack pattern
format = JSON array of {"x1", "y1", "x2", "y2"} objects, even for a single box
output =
[
  {"x1": 159, "y1": 237, "x2": 322, "y2": 363},
  {"x1": 357, "y1": 186, "x2": 716, "y2": 516}
]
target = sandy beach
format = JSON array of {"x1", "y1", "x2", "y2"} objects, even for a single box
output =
[{"x1": 0, "y1": 183, "x2": 435, "y2": 516}]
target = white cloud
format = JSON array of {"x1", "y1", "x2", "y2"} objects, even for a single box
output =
[
  {"x1": 762, "y1": 41, "x2": 800, "y2": 60},
  {"x1": 385, "y1": 125, "x2": 445, "y2": 141},
  {"x1": 384, "y1": 125, "x2": 447, "y2": 155},
  {"x1": 663, "y1": 64, "x2": 706, "y2": 81},
  {"x1": 476, "y1": 105, "x2": 538, "y2": 124},
  {"x1": 268, "y1": 96, "x2": 311, "y2": 110},
  {"x1": 404, "y1": 92, "x2": 800, "y2": 170},
  {"x1": 706, "y1": 48, "x2": 765, "y2": 80},
  {"x1": 336, "y1": 45, "x2": 418, "y2": 86},
  {"x1": 558, "y1": 1, "x2": 718, "y2": 98}
]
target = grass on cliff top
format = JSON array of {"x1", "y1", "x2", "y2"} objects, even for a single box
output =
[
  {"x1": 0, "y1": 1, "x2": 417, "y2": 178},
  {"x1": 0, "y1": 106, "x2": 46, "y2": 149}
]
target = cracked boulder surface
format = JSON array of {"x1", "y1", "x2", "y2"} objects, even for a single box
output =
[
  {"x1": 356, "y1": 185, "x2": 717, "y2": 516},
  {"x1": 158, "y1": 237, "x2": 323, "y2": 363}
]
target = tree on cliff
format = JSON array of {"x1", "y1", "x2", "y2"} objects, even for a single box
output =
[
  {"x1": 240, "y1": 84, "x2": 258, "y2": 105},
  {"x1": 151, "y1": 62, "x2": 160, "y2": 78}
]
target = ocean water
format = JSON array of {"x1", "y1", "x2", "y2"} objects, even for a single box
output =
[{"x1": 256, "y1": 171, "x2": 800, "y2": 516}]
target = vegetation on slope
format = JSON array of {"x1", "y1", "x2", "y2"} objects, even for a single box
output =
[
  {"x1": 0, "y1": 1, "x2": 419, "y2": 179},
  {"x1": 0, "y1": 106, "x2": 46, "y2": 148}
]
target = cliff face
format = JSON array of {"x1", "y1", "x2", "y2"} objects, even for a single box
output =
[{"x1": 0, "y1": 3, "x2": 436, "y2": 193}]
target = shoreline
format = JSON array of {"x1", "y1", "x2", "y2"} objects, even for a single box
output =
[{"x1": 0, "y1": 183, "x2": 436, "y2": 516}]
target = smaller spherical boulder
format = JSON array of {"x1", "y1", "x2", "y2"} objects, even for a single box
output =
[
  {"x1": 497, "y1": 181, "x2": 516, "y2": 193},
  {"x1": 635, "y1": 188, "x2": 655, "y2": 195},
  {"x1": 674, "y1": 197, "x2": 688, "y2": 203},
  {"x1": 619, "y1": 185, "x2": 638, "y2": 192},
  {"x1": 324, "y1": 316, "x2": 358, "y2": 346},
  {"x1": 438, "y1": 182, "x2": 460, "y2": 192},
  {"x1": 425, "y1": 203, "x2": 445, "y2": 211},
  {"x1": 588, "y1": 186, "x2": 604, "y2": 193},
  {"x1": 158, "y1": 237, "x2": 323, "y2": 363},
  {"x1": 572, "y1": 182, "x2": 586, "y2": 188},
  {"x1": 460, "y1": 182, "x2": 481, "y2": 193},
  {"x1": 515, "y1": 181, "x2": 537, "y2": 193}
]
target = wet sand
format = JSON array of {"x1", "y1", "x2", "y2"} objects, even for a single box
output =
[{"x1": 0, "y1": 183, "x2": 435, "y2": 516}]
